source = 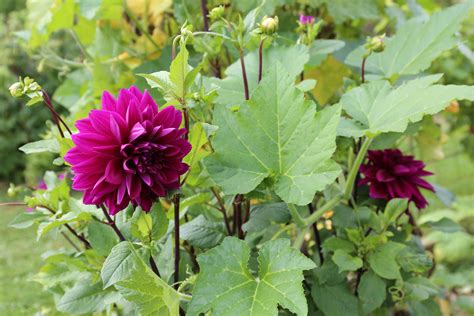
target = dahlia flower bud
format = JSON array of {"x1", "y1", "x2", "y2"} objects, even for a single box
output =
[
  {"x1": 359, "y1": 149, "x2": 434, "y2": 209},
  {"x1": 260, "y1": 16, "x2": 279, "y2": 35},
  {"x1": 9, "y1": 82, "x2": 23, "y2": 97},
  {"x1": 65, "y1": 86, "x2": 191, "y2": 215},
  {"x1": 364, "y1": 34, "x2": 386, "y2": 55},
  {"x1": 299, "y1": 15, "x2": 315, "y2": 25},
  {"x1": 209, "y1": 6, "x2": 224, "y2": 21}
]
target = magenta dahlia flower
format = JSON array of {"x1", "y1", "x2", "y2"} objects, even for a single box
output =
[
  {"x1": 359, "y1": 149, "x2": 434, "y2": 209},
  {"x1": 299, "y1": 15, "x2": 315, "y2": 25},
  {"x1": 65, "y1": 87, "x2": 191, "y2": 215}
]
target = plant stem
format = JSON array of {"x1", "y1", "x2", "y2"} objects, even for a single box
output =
[
  {"x1": 239, "y1": 49, "x2": 250, "y2": 100},
  {"x1": 288, "y1": 204, "x2": 306, "y2": 227},
  {"x1": 293, "y1": 226, "x2": 308, "y2": 249},
  {"x1": 344, "y1": 137, "x2": 372, "y2": 200},
  {"x1": 42, "y1": 89, "x2": 72, "y2": 135},
  {"x1": 173, "y1": 194, "x2": 181, "y2": 288},
  {"x1": 61, "y1": 231, "x2": 81, "y2": 251},
  {"x1": 308, "y1": 203, "x2": 324, "y2": 265},
  {"x1": 210, "y1": 187, "x2": 232, "y2": 235},
  {"x1": 100, "y1": 205, "x2": 126, "y2": 241},
  {"x1": 149, "y1": 256, "x2": 161, "y2": 277},
  {"x1": 233, "y1": 194, "x2": 244, "y2": 239},
  {"x1": 361, "y1": 57, "x2": 367, "y2": 83},
  {"x1": 258, "y1": 38, "x2": 265, "y2": 83},
  {"x1": 200, "y1": 0, "x2": 209, "y2": 31},
  {"x1": 304, "y1": 195, "x2": 342, "y2": 227},
  {"x1": 40, "y1": 205, "x2": 91, "y2": 249}
]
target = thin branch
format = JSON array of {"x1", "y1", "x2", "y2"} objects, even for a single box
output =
[
  {"x1": 258, "y1": 38, "x2": 266, "y2": 83},
  {"x1": 200, "y1": 0, "x2": 209, "y2": 31},
  {"x1": 308, "y1": 203, "x2": 324, "y2": 264},
  {"x1": 210, "y1": 187, "x2": 232, "y2": 235},
  {"x1": 173, "y1": 195, "x2": 181, "y2": 288},
  {"x1": 239, "y1": 50, "x2": 250, "y2": 100},
  {"x1": 100, "y1": 205, "x2": 125, "y2": 241},
  {"x1": 361, "y1": 57, "x2": 367, "y2": 84},
  {"x1": 61, "y1": 231, "x2": 80, "y2": 251}
]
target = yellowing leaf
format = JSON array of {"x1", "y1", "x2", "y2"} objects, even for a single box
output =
[{"x1": 306, "y1": 55, "x2": 351, "y2": 105}]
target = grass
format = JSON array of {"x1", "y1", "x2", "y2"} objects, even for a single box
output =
[{"x1": 0, "y1": 190, "x2": 64, "y2": 315}]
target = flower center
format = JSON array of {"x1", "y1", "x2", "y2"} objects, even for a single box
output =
[{"x1": 120, "y1": 142, "x2": 164, "y2": 175}]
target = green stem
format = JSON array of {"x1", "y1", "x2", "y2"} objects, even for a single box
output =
[
  {"x1": 343, "y1": 137, "x2": 372, "y2": 200},
  {"x1": 304, "y1": 195, "x2": 342, "y2": 227},
  {"x1": 288, "y1": 204, "x2": 306, "y2": 227},
  {"x1": 193, "y1": 31, "x2": 232, "y2": 41},
  {"x1": 293, "y1": 227, "x2": 308, "y2": 249},
  {"x1": 271, "y1": 224, "x2": 295, "y2": 240}
]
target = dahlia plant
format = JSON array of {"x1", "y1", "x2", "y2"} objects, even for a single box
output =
[{"x1": 5, "y1": 1, "x2": 474, "y2": 315}]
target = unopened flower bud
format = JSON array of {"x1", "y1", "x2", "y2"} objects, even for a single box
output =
[
  {"x1": 208, "y1": 6, "x2": 224, "y2": 21},
  {"x1": 9, "y1": 82, "x2": 23, "y2": 97},
  {"x1": 299, "y1": 15, "x2": 315, "y2": 25},
  {"x1": 365, "y1": 34, "x2": 386, "y2": 54},
  {"x1": 260, "y1": 16, "x2": 279, "y2": 35}
]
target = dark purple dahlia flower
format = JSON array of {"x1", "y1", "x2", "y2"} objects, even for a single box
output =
[
  {"x1": 299, "y1": 15, "x2": 315, "y2": 25},
  {"x1": 65, "y1": 86, "x2": 191, "y2": 215},
  {"x1": 359, "y1": 149, "x2": 434, "y2": 209}
]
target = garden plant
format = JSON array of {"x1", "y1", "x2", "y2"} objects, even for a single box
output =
[{"x1": 3, "y1": 0, "x2": 474, "y2": 315}]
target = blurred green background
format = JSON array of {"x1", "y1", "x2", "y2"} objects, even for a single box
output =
[{"x1": 0, "y1": 0, "x2": 472, "y2": 315}]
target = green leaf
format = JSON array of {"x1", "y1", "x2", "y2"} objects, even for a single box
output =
[
  {"x1": 337, "y1": 75, "x2": 474, "y2": 138},
  {"x1": 101, "y1": 242, "x2": 135, "y2": 288},
  {"x1": 404, "y1": 277, "x2": 439, "y2": 301},
  {"x1": 9, "y1": 211, "x2": 47, "y2": 229},
  {"x1": 312, "y1": 0, "x2": 378, "y2": 23},
  {"x1": 311, "y1": 282, "x2": 362, "y2": 316},
  {"x1": 37, "y1": 209, "x2": 93, "y2": 239},
  {"x1": 130, "y1": 208, "x2": 153, "y2": 243},
  {"x1": 322, "y1": 237, "x2": 355, "y2": 253},
  {"x1": 180, "y1": 215, "x2": 226, "y2": 248},
  {"x1": 87, "y1": 221, "x2": 118, "y2": 257},
  {"x1": 383, "y1": 198, "x2": 408, "y2": 225},
  {"x1": 242, "y1": 202, "x2": 290, "y2": 233},
  {"x1": 170, "y1": 46, "x2": 189, "y2": 99},
  {"x1": 358, "y1": 270, "x2": 386, "y2": 313},
  {"x1": 212, "y1": 45, "x2": 310, "y2": 107},
  {"x1": 368, "y1": 242, "x2": 406, "y2": 280},
  {"x1": 116, "y1": 250, "x2": 181, "y2": 316},
  {"x1": 296, "y1": 79, "x2": 317, "y2": 92},
  {"x1": 308, "y1": 40, "x2": 345, "y2": 66},
  {"x1": 396, "y1": 248, "x2": 433, "y2": 274},
  {"x1": 421, "y1": 217, "x2": 463, "y2": 233},
  {"x1": 346, "y1": 2, "x2": 474, "y2": 78},
  {"x1": 205, "y1": 63, "x2": 341, "y2": 205},
  {"x1": 19, "y1": 139, "x2": 60, "y2": 154},
  {"x1": 56, "y1": 281, "x2": 119, "y2": 314},
  {"x1": 332, "y1": 250, "x2": 363, "y2": 272},
  {"x1": 188, "y1": 237, "x2": 316, "y2": 316},
  {"x1": 150, "y1": 203, "x2": 169, "y2": 241}
]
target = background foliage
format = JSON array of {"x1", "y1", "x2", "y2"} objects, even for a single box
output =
[{"x1": 1, "y1": 0, "x2": 473, "y2": 315}]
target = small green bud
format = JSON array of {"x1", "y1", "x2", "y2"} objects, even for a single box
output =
[
  {"x1": 9, "y1": 82, "x2": 23, "y2": 98},
  {"x1": 364, "y1": 34, "x2": 386, "y2": 54},
  {"x1": 208, "y1": 6, "x2": 225, "y2": 21},
  {"x1": 181, "y1": 23, "x2": 194, "y2": 37},
  {"x1": 260, "y1": 16, "x2": 279, "y2": 35}
]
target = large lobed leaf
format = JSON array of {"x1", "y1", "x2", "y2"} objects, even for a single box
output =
[
  {"x1": 337, "y1": 75, "x2": 474, "y2": 138},
  {"x1": 206, "y1": 63, "x2": 341, "y2": 205},
  {"x1": 101, "y1": 242, "x2": 180, "y2": 315},
  {"x1": 188, "y1": 237, "x2": 316, "y2": 316},
  {"x1": 346, "y1": 2, "x2": 474, "y2": 78}
]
